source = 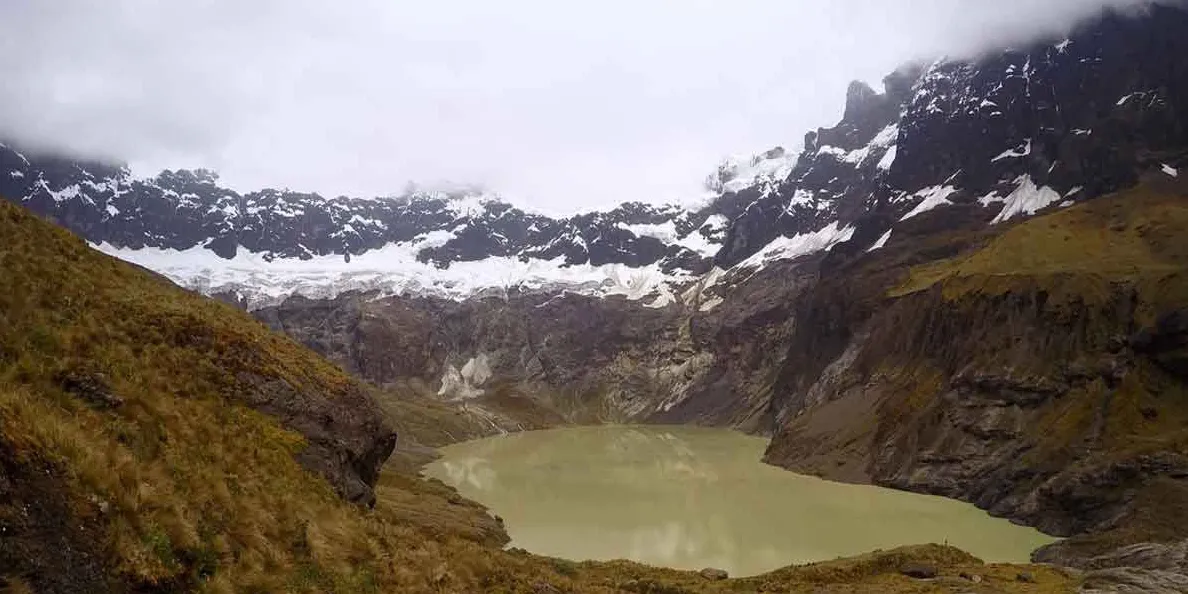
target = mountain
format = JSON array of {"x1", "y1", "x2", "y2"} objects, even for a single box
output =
[
  {"x1": 0, "y1": 173, "x2": 1080, "y2": 594},
  {"x1": 4, "y1": 3, "x2": 1188, "y2": 592},
  {"x1": 4, "y1": 7, "x2": 1187, "y2": 310},
  {"x1": 248, "y1": 6, "x2": 1188, "y2": 591}
]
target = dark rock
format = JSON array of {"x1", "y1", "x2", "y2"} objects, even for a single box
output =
[
  {"x1": 698, "y1": 568, "x2": 728, "y2": 581},
  {"x1": 55, "y1": 371, "x2": 123, "y2": 410},
  {"x1": 235, "y1": 372, "x2": 397, "y2": 507},
  {"x1": 0, "y1": 444, "x2": 119, "y2": 592},
  {"x1": 1016, "y1": 571, "x2": 1035, "y2": 583},
  {"x1": 900, "y1": 564, "x2": 938, "y2": 579},
  {"x1": 1132, "y1": 309, "x2": 1188, "y2": 379}
]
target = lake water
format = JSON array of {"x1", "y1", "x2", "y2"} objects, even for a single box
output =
[{"x1": 423, "y1": 425, "x2": 1057, "y2": 577}]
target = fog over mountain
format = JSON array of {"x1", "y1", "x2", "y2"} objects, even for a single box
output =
[{"x1": 0, "y1": 0, "x2": 1170, "y2": 213}]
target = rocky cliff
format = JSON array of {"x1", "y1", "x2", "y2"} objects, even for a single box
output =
[
  {"x1": 254, "y1": 256, "x2": 814, "y2": 430},
  {"x1": 762, "y1": 181, "x2": 1188, "y2": 565}
]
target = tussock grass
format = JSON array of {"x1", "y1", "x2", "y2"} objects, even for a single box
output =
[
  {"x1": 892, "y1": 184, "x2": 1188, "y2": 298},
  {"x1": 0, "y1": 201, "x2": 474, "y2": 591}
]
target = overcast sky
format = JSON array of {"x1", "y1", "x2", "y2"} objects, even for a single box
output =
[{"x1": 0, "y1": 1, "x2": 1160, "y2": 214}]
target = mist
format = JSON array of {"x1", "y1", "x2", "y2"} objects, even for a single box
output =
[{"x1": 0, "y1": 0, "x2": 1164, "y2": 214}]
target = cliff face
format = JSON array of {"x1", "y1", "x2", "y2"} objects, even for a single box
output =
[
  {"x1": 762, "y1": 183, "x2": 1188, "y2": 565},
  {"x1": 255, "y1": 258, "x2": 817, "y2": 432}
]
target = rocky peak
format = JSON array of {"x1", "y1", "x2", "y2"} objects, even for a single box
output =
[{"x1": 842, "y1": 80, "x2": 897, "y2": 137}]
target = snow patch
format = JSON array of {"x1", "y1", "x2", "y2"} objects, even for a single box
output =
[
  {"x1": 438, "y1": 354, "x2": 492, "y2": 400},
  {"x1": 991, "y1": 175, "x2": 1062, "y2": 223},
  {"x1": 867, "y1": 229, "x2": 893, "y2": 253},
  {"x1": 619, "y1": 217, "x2": 724, "y2": 258},
  {"x1": 877, "y1": 145, "x2": 897, "y2": 171},
  {"x1": 706, "y1": 149, "x2": 796, "y2": 197},
  {"x1": 697, "y1": 295, "x2": 724, "y2": 312},
  {"x1": 9, "y1": 170, "x2": 23, "y2": 178},
  {"x1": 442, "y1": 192, "x2": 498, "y2": 218},
  {"x1": 735, "y1": 221, "x2": 855, "y2": 272},
  {"x1": 92, "y1": 239, "x2": 698, "y2": 310},
  {"x1": 1117, "y1": 94, "x2": 1134, "y2": 106},
  {"x1": 786, "y1": 188, "x2": 814, "y2": 210},
  {"x1": 40, "y1": 182, "x2": 82, "y2": 203},
  {"x1": 900, "y1": 185, "x2": 959, "y2": 221},
  {"x1": 1055, "y1": 39, "x2": 1072, "y2": 53},
  {"x1": 105, "y1": 204, "x2": 120, "y2": 218},
  {"x1": 1162, "y1": 164, "x2": 1178, "y2": 178},
  {"x1": 991, "y1": 139, "x2": 1032, "y2": 162},
  {"x1": 978, "y1": 190, "x2": 1004, "y2": 207},
  {"x1": 816, "y1": 124, "x2": 898, "y2": 168}
]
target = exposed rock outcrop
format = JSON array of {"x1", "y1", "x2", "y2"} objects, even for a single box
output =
[
  {"x1": 763, "y1": 186, "x2": 1188, "y2": 569},
  {"x1": 256, "y1": 258, "x2": 817, "y2": 430},
  {"x1": 236, "y1": 372, "x2": 397, "y2": 506}
]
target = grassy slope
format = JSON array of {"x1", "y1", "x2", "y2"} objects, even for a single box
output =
[
  {"x1": 892, "y1": 184, "x2": 1188, "y2": 455},
  {"x1": 0, "y1": 200, "x2": 1075, "y2": 592},
  {"x1": 0, "y1": 200, "x2": 527, "y2": 592},
  {"x1": 893, "y1": 183, "x2": 1188, "y2": 301}
]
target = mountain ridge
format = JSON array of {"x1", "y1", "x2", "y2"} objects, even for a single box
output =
[{"x1": 2, "y1": 5, "x2": 1183, "y2": 311}]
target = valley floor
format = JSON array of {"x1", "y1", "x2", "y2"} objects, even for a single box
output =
[{"x1": 369, "y1": 395, "x2": 1083, "y2": 593}]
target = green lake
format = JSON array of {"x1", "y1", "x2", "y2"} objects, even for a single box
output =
[{"x1": 423, "y1": 425, "x2": 1057, "y2": 577}]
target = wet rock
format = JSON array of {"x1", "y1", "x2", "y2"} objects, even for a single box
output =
[
  {"x1": 900, "y1": 564, "x2": 937, "y2": 579},
  {"x1": 698, "y1": 567, "x2": 728, "y2": 581},
  {"x1": 1015, "y1": 571, "x2": 1035, "y2": 583}
]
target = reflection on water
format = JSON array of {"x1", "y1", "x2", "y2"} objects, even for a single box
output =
[{"x1": 423, "y1": 425, "x2": 1057, "y2": 577}]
